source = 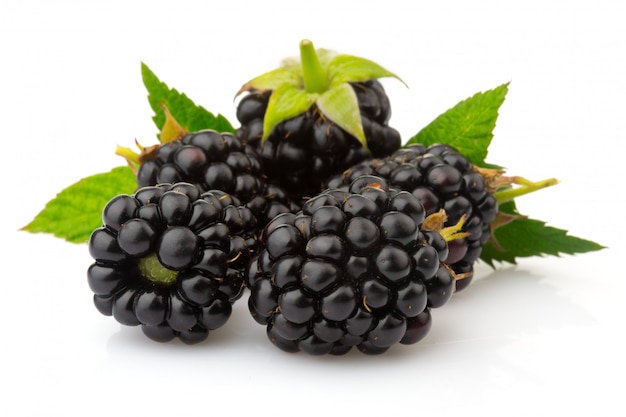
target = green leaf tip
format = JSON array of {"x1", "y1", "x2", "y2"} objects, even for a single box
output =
[
  {"x1": 479, "y1": 201, "x2": 606, "y2": 267},
  {"x1": 21, "y1": 166, "x2": 137, "y2": 244},
  {"x1": 480, "y1": 218, "x2": 606, "y2": 267},
  {"x1": 141, "y1": 62, "x2": 236, "y2": 138},
  {"x1": 408, "y1": 82, "x2": 509, "y2": 166}
]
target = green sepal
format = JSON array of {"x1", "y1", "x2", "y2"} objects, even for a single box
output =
[
  {"x1": 245, "y1": 48, "x2": 340, "y2": 94},
  {"x1": 327, "y1": 54, "x2": 406, "y2": 88},
  {"x1": 21, "y1": 166, "x2": 137, "y2": 243},
  {"x1": 241, "y1": 40, "x2": 405, "y2": 147},
  {"x1": 236, "y1": 67, "x2": 301, "y2": 95},
  {"x1": 263, "y1": 83, "x2": 317, "y2": 140},
  {"x1": 316, "y1": 83, "x2": 366, "y2": 148}
]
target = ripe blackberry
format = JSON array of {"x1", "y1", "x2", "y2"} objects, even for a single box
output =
[
  {"x1": 324, "y1": 143, "x2": 499, "y2": 291},
  {"x1": 235, "y1": 40, "x2": 403, "y2": 201},
  {"x1": 237, "y1": 79, "x2": 398, "y2": 154},
  {"x1": 120, "y1": 127, "x2": 299, "y2": 230},
  {"x1": 246, "y1": 176, "x2": 456, "y2": 355},
  {"x1": 87, "y1": 182, "x2": 258, "y2": 344}
]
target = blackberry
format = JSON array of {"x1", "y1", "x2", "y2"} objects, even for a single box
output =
[
  {"x1": 235, "y1": 40, "x2": 403, "y2": 201},
  {"x1": 237, "y1": 80, "x2": 398, "y2": 155},
  {"x1": 87, "y1": 182, "x2": 258, "y2": 344},
  {"x1": 246, "y1": 176, "x2": 458, "y2": 355},
  {"x1": 324, "y1": 143, "x2": 500, "y2": 291},
  {"x1": 119, "y1": 125, "x2": 299, "y2": 230}
]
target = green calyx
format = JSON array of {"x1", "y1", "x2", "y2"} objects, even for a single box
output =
[
  {"x1": 236, "y1": 39, "x2": 406, "y2": 150},
  {"x1": 138, "y1": 253, "x2": 179, "y2": 286},
  {"x1": 116, "y1": 104, "x2": 188, "y2": 174}
]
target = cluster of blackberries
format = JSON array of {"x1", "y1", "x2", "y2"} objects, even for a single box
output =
[{"x1": 88, "y1": 73, "x2": 499, "y2": 355}]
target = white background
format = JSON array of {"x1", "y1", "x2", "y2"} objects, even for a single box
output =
[{"x1": 1, "y1": 0, "x2": 623, "y2": 416}]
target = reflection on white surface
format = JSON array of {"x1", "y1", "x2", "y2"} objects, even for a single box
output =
[
  {"x1": 1, "y1": 215, "x2": 620, "y2": 416},
  {"x1": 88, "y1": 258, "x2": 619, "y2": 415}
]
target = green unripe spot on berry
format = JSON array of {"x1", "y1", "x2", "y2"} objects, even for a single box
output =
[{"x1": 138, "y1": 253, "x2": 179, "y2": 286}]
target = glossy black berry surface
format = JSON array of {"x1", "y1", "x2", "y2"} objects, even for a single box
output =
[
  {"x1": 324, "y1": 143, "x2": 499, "y2": 291},
  {"x1": 136, "y1": 129, "x2": 298, "y2": 230},
  {"x1": 246, "y1": 177, "x2": 451, "y2": 355},
  {"x1": 87, "y1": 182, "x2": 258, "y2": 344},
  {"x1": 236, "y1": 81, "x2": 402, "y2": 201}
]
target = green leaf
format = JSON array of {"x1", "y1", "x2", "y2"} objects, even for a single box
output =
[
  {"x1": 327, "y1": 54, "x2": 406, "y2": 88},
  {"x1": 263, "y1": 83, "x2": 317, "y2": 139},
  {"x1": 21, "y1": 166, "x2": 137, "y2": 243},
  {"x1": 479, "y1": 201, "x2": 606, "y2": 266},
  {"x1": 141, "y1": 62, "x2": 235, "y2": 139},
  {"x1": 316, "y1": 83, "x2": 366, "y2": 148},
  {"x1": 407, "y1": 83, "x2": 509, "y2": 166}
]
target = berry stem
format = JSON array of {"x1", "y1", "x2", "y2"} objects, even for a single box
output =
[
  {"x1": 299, "y1": 39, "x2": 327, "y2": 94},
  {"x1": 495, "y1": 177, "x2": 559, "y2": 204}
]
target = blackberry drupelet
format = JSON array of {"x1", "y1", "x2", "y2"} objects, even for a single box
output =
[
  {"x1": 127, "y1": 128, "x2": 299, "y2": 230},
  {"x1": 237, "y1": 81, "x2": 401, "y2": 200},
  {"x1": 324, "y1": 143, "x2": 499, "y2": 291},
  {"x1": 235, "y1": 90, "x2": 270, "y2": 146},
  {"x1": 246, "y1": 176, "x2": 455, "y2": 355},
  {"x1": 235, "y1": 40, "x2": 403, "y2": 201},
  {"x1": 87, "y1": 182, "x2": 258, "y2": 344}
]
